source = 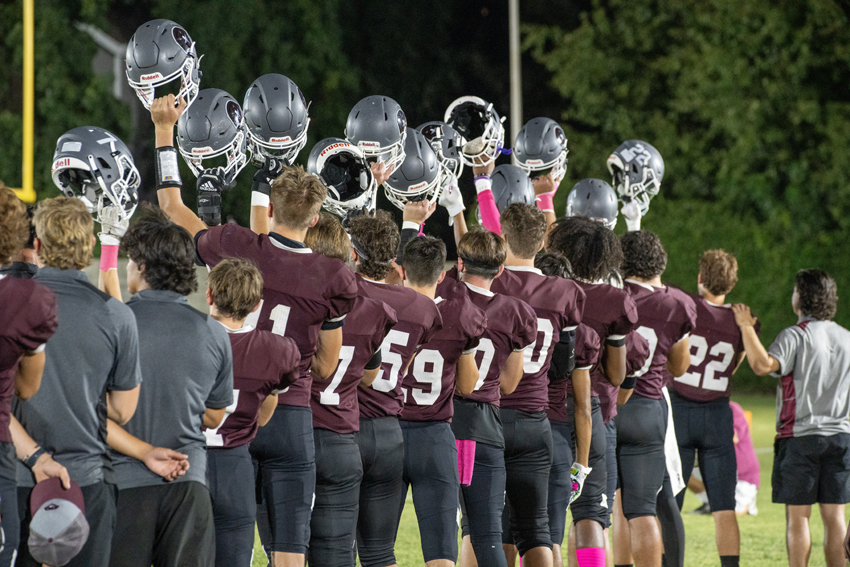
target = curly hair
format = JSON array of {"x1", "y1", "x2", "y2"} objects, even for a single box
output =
[
  {"x1": 620, "y1": 230, "x2": 667, "y2": 280},
  {"x1": 534, "y1": 252, "x2": 572, "y2": 279},
  {"x1": 457, "y1": 228, "x2": 506, "y2": 278},
  {"x1": 348, "y1": 210, "x2": 400, "y2": 280},
  {"x1": 208, "y1": 258, "x2": 264, "y2": 321},
  {"x1": 0, "y1": 184, "x2": 30, "y2": 264},
  {"x1": 699, "y1": 249, "x2": 738, "y2": 296},
  {"x1": 121, "y1": 204, "x2": 198, "y2": 296},
  {"x1": 305, "y1": 213, "x2": 350, "y2": 263},
  {"x1": 500, "y1": 203, "x2": 546, "y2": 259},
  {"x1": 33, "y1": 197, "x2": 94, "y2": 270},
  {"x1": 547, "y1": 216, "x2": 622, "y2": 282},
  {"x1": 796, "y1": 269, "x2": 838, "y2": 321}
]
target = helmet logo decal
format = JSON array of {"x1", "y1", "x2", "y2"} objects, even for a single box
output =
[
  {"x1": 409, "y1": 181, "x2": 428, "y2": 191},
  {"x1": 172, "y1": 27, "x2": 192, "y2": 51},
  {"x1": 226, "y1": 101, "x2": 243, "y2": 128},
  {"x1": 397, "y1": 110, "x2": 406, "y2": 133},
  {"x1": 620, "y1": 144, "x2": 651, "y2": 166},
  {"x1": 320, "y1": 142, "x2": 354, "y2": 157},
  {"x1": 61, "y1": 142, "x2": 82, "y2": 153},
  {"x1": 526, "y1": 159, "x2": 544, "y2": 166},
  {"x1": 140, "y1": 73, "x2": 164, "y2": 81},
  {"x1": 358, "y1": 141, "x2": 381, "y2": 149},
  {"x1": 52, "y1": 158, "x2": 71, "y2": 172},
  {"x1": 270, "y1": 136, "x2": 293, "y2": 143},
  {"x1": 191, "y1": 147, "x2": 213, "y2": 155}
]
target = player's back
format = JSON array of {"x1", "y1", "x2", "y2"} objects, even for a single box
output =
[
  {"x1": 196, "y1": 224, "x2": 358, "y2": 406},
  {"x1": 207, "y1": 327, "x2": 300, "y2": 449},
  {"x1": 491, "y1": 266, "x2": 585, "y2": 412},
  {"x1": 356, "y1": 276, "x2": 442, "y2": 419},
  {"x1": 312, "y1": 294, "x2": 397, "y2": 433}
]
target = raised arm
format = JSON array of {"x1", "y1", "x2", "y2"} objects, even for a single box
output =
[
  {"x1": 151, "y1": 94, "x2": 208, "y2": 238},
  {"x1": 732, "y1": 304, "x2": 780, "y2": 376}
]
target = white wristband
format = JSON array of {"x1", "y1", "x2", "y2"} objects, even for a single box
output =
[{"x1": 251, "y1": 191, "x2": 270, "y2": 207}]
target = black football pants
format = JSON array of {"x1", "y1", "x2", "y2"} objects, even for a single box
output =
[{"x1": 208, "y1": 445, "x2": 256, "y2": 567}]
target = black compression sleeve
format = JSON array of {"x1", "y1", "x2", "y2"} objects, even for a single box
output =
[
  {"x1": 365, "y1": 349, "x2": 383, "y2": 371},
  {"x1": 547, "y1": 329, "x2": 576, "y2": 383}
]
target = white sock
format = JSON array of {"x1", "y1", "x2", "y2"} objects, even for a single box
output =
[{"x1": 695, "y1": 491, "x2": 709, "y2": 505}]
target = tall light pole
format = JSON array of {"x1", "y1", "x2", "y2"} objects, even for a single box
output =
[{"x1": 508, "y1": 0, "x2": 522, "y2": 145}]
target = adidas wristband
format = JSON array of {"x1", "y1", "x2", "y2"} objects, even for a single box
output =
[{"x1": 155, "y1": 147, "x2": 181, "y2": 190}]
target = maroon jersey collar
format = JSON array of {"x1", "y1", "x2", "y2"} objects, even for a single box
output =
[{"x1": 268, "y1": 232, "x2": 311, "y2": 253}]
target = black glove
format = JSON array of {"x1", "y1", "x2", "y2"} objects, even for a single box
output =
[
  {"x1": 342, "y1": 206, "x2": 368, "y2": 230},
  {"x1": 252, "y1": 158, "x2": 284, "y2": 197},
  {"x1": 197, "y1": 167, "x2": 231, "y2": 226}
]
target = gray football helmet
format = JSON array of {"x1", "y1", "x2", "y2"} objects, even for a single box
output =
[
  {"x1": 444, "y1": 96, "x2": 506, "y2": 168},
  {"x1": 243, "y1": 74, "x2": 310, "y2": 166},
  {"x1": 606, "y1": 140, "x2": 664, "y2": 216},
  {"x1": 383, "y1": 128, "x2": 444, "y2": 210},
  {"x1": 125, "y1": 19, "x2": 202, "y2": 109},
  {"x1": 345, "y1": 95, "x2": 407, "y2": 170},
  {"x1": 513, "y1": 117, "x2": 568, "y2": 180},
  {"x1": 566, "y1": 179, "x2": 618, "y2": 230},
  {"x1": 490, "y1": 164, "x2": 535, "y2": 212},
  {"x1": 51, "y1": 126, "x2": 140, "y2": 224},
  {"x1": 416, "y1": 121, "x2": 464, "y2": 179},
  {"x1": 177, "y1": 88, "x2": 248, "y2": 183},
  {"x1": 308, "y1": 138, "x2": 377, "y2": 218}
]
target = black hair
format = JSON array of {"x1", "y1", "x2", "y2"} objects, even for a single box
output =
[
  {"x1": 620, "y1": 230, "x2": 667, "y2": 280},
  {"x1": 796, "y1": 269, "x2": 838, "y2": 321},
  {"x1": 403, "y1": 236, "x2": 446, "y2": 287},
  {"x1": 547, "y1": 216, "x2": 622, "y2": 281}
]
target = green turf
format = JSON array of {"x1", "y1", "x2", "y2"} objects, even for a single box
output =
[{"x1": 252, "y1": 394, "x2": 846, "y2": 566}]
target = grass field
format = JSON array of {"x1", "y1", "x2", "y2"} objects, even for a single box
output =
[{"x1": 250, "y1": 393, "x2": 845, "y2": 566}]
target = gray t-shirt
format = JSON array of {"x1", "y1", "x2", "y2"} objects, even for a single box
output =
[
  {"x1": 113, "y1": 290, "x2": 233, "y2": 489},
  {"x1": 15, "y1": 268, "x2": 142, "y2": 487},
  {"x1": 769, "y1": 315, "x2": 850, "y2": 438}
]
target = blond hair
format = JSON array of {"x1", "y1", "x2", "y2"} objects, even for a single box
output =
[
  {"x1": 33, "y1": 197, "x2": 94, "y2": 270},
  {"x1": 270, "y1": 165, "x2": 328, "y2": 230},
  {"x1": 305, "y1": 213, "x2": 350, "y2": 263},
  {"x1": 0, "y1": 183, "x2": 29, "y2": 263},
  {"x1": 208, "y1": 258, "x2": 264, "y2": 320}
]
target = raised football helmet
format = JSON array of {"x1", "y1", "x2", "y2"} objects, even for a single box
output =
[
  {"x1": 513, "y1": 117, "x2": 568, "y2": 180},
  {"x1": 177, "y1": 88, "x2": 248, "y2": 183},
  {"x1": 606, "y1": 140, "x2": 664, "y2": 216},
  {"x1": 444, "y1": 96, "x2": 506, "y2": 168},
  {"x1": 243, "y1": 74, "x2": 310, "y2": 166},
  {"x1": 308, "y1": 138, "x2": 377, "y2": 218},
  {"x1": 125, "y1": 19, "x2": 202, "y2": 109},
  {"x1": 383, "y1": 128, "x2": 444, "y2": 210},
  {"x1": 345, "y1": 95, "x2": 407, "y2": 170},
  {"x1": 566, "y1": 179, "x2": 618, "y2": 230},
  {"x1": 416, "y1": 121, "x2": 464, "y2": 179},
  {"x1": 489, "y1": 164, "x2": 535, "y2": 212},
  {"x1": 51, "y1": 127, "x2": 140, "y2": 224}
]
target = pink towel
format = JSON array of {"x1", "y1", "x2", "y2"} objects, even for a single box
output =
[
  {"x1": 456, "y1": 439, "x2": 476, "y2": 486},
  {"x1": 576, "y1": 547, "x2": 605, "y2": 567}
]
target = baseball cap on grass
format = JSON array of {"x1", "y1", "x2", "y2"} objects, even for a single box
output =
[{"x1": 28, "y1": 478, "x2": 90, "y2": 566}]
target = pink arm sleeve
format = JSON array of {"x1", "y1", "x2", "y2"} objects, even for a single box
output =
[{"x1": 475, "y1": 176, "x2": 502, "y2": 235}]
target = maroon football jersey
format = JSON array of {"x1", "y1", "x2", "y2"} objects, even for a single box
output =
[
  {"x1": 311, "y1": 295, "x2": 397, "y2": 434},
  {"x1": 547, "y1": 323, "x2": 602, "y2": 423},
  {"x1": 196, "y1": 225, "x2": 357, "y2": 407},
  {"x1": 491, "y1": 266, "x2": 585, "y2": 412},
  {"x1": 624, "y1": 280, "x2": 697, "y2": 400},
  {"x1": 441, "y1": 272, "x2": 537, "y2": 406},
  {"x1": 356, "y1": 276, "x2": 443, "y2": 419},
  {"x1": 598, "y1": 329, "x2": 651, "y2": 423},
  {"x1": 0, "y1": 277, "x2": 58, "y2": 443},
  {"x1": 400, "y1": 290, "x2": 487, "y2": 422},
  {"x1": 671, "y1": 292, "x2": 758, "y2": 401},
  {"x1": 205, "y1": 327, "x2": 300, "y2": 449}
]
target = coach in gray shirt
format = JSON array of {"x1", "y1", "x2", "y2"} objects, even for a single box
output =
[
  {"x1": 107, "y1": 207, "x2": 233, "y2": 567},
  {"x1": 733, "y1": 269, "x2": 850, "y2": 567},
  {"x1": 15, "y1": 197, "x2": 142, "y2": 567}
]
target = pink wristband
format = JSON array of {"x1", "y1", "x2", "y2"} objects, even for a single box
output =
[
  {"x1": 536, "y1": 192, "x2": 555, "y2": 212},
  {"x1": 100, "y1": 244, "x2": 119, "y2": 271}
]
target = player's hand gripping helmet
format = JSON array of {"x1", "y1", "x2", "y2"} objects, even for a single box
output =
[
  {"x1": 606, "y1": 140, "x2": 664, "y2": 216},
  {"x1": 308, "y1": 138, "x2": 377, "y2": 219},
  {"x1": 125, "y1": 19, "x2": 202, "y2": 110},
  {"x1": 383, "y1": 128, "x2": 444, "y2": 210},
  {"x1": 513, "y1": 118, "x2": 568, "y2": 180},
  {"x1": 51, "y1": 127, "x2": 140, "y2": 225},
  {"x1": 444, "y1": 96, "x2": 506, "y2": 168},
  {"x1": 345, "y1": 95, "x2": 407, "y2": 171},
  {"x1": 566, "y1": 179, "x2": 618, "y2": 230},
  {"x1": 177, "y1": 88, "x2": 248, "y2": 184},
  {"x1": 243, "y1": 74, "x2": 310, "y2": 166},
  {"x1": 416, "y1": 121, "x2": 464, "y2": 179}
]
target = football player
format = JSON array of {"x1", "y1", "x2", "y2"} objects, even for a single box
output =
[
  {"x1": 306, "y1": 214, "x2": 398, "y2": 566},
  {"x1": 16, "y1": 197, "x2": 141, "y2": 567},
  {"x1": 0, "y1": 185, "x2": 60, "y2": 563},
  {"x1": 107, "y1": 207, "x2": 232, "y2": 567},
  {"x1": 446, "y1": 229, "x2": 538, "y2": 567},
  {"x1": 348, "y1": 211, "x2": 443, "y2": 567},
  {"x1": 395, "y1": 235, "x2": 487, "y2": 567},
  {"x1": 0, "y1": 202, "x2": 37, "y2": 278},
  {"x1": 669, "y1": 250, "x2": 753, "y2": 567},
  {"x1": 203, "y1": 258, "x2": 301, "y2": 567},
  {"x1": 512, "y1": 117, "x2": 569, "y2": 231},
  {"x1": 492, "y1": 203, "x2": 585, "y2": 567},
  {"x1": 546, "y1": 217, "x2": 643, "y2": 567},
  {"x1": 732, "y1": 270, "x2": 850, "y2": 567},
  {"x1": 615, "y1": 230, "x2": 696, "y2": 567},
  {"x1": 151, "y1": 94, "x2": 358, "y2": 567}
]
